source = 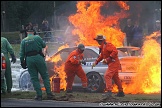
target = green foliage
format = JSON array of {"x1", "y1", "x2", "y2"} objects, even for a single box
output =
[
  {"x1": 2, "y1": 1, "x2": 55, "y2": 32},
  {"x1": 5, "y1": 1, "x2": 23, "y2": 31}
]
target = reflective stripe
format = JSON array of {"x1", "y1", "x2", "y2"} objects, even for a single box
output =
[{"x1": 2, "y1": 56, "x2": 6, "y2": 69}]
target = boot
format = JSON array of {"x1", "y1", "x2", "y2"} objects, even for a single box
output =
[
  {"x1": 115, "y1": 91, "x2": 125, "y2": 97},
  {"x1": 47, "y1": 93, "x2": 55, "y2": 100},
  {"x1": 102, "y1": 91, "x2": 112, "y2": 100},
  {"x1": 34, "y1": 95, "x2": 42, "y2": 101}
]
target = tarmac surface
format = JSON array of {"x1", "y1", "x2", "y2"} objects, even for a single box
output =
[{"x1": 1, "y1": 98, "x2": 100, "y2": 107}]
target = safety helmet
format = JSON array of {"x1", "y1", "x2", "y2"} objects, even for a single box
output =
[
  {"x1": 94, "y1": 34, "x2": 106, "y2": 40},
  {"x1": 78, "y1": 44, "x2": 85, "y2": 50}
]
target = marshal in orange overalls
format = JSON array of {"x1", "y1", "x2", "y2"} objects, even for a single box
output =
[
  {"x1": 95, "y1": 41, "x2": 123, "y2": 92},
  {"x1": 64, "y1": 48, "x2": 87, "y2": 91}
]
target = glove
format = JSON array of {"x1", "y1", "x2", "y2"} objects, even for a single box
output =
[
  {"x1": 10, "y1": 54, "x2": 16, "y2": 64},
  {"x1": 21, "y1": 60, "x2": 27, "y2": 69},
  {"x1": 92, "y1": 62, "x2": 97, "y2": 69},
  {"x1": 79, "y1": 60, "x2": 86, "y2": 65}
]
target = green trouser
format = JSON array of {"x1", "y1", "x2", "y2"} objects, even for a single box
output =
[
  {"x1": 1, "y1": 79, "x2": 7, "y2": 93},
  {"x1": 1, "y1": 55, "x2": 12, "y2": 92},
  {"x1": 27, "y1": 55, "x2": 51, "y2": 96}
]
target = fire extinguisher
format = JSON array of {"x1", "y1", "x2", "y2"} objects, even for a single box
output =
[{"x1": 52, "y1": 73, "x2": 60, "y2": 93}]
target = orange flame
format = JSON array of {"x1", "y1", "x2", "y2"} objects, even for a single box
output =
[
  {"x1": 116, "y1": 1, "x2": 129, "y2": 10},
  {"x1": 145, "y1": 31, "x2": 161, "y2": 40},
  {"x1": 113, "y1": 32, "x2": 161, "y2": 94},
  {"x1": 58, "y1": 44, "x2": 69, "y2": 52},
  {"x1": 47, "y1": 54, "x2": 61, "y2": 63},
  {"x1": 54, "y1": 63, "x2": 67, "y2": 90},
  {"x1": 68, "y1": 1, "x2": 129, "y2": 47}
]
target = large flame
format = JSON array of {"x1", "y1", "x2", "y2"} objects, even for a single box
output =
[
  {"x1": 126, "y1": 32, "x2": 161, "y2": 94},
  {"x1": 68, "y1": 1, "x2": 129, "y2": 47},
  {"x1": 113, "y1": 32, "x2": 161, "y2": 94}
]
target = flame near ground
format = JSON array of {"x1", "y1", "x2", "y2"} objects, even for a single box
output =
[{"x1": 128, "y1": 36, "x2": 161, "y2": 94}]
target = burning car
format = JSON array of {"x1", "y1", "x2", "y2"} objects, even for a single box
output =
[
  {"x1": 16, "y1": 46, "x2": 142, "y2": 93},
  {"x1": 46, "y1": 46, "x2": 141, "y2": 93}
]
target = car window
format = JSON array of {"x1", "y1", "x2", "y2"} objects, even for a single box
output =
[
  {"x1": 117, "y1": 47, "x2": 141, "y2": 56},
  {"x1": 83, "y1": 49, "x2": 98, "y2": 61},
  {"x1": 51, "y1": 47, "x2": 77, "y2": 63},
  {"x1": 118, "y1": 50, "x2": 128, "y2": 57},
  {"x1": 60, "y1": 51, "x2": 71, "y2": 62}
]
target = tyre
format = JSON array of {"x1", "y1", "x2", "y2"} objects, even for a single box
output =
[
  {"x1": 19, "y1": 71, "x2": 34, "y2": 90},
  {"x1": 86, "y1": 72, "x2": 105, "y2": 93}
]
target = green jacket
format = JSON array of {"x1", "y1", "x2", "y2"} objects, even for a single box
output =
[
  {"x1": 19, "y1": 34, "x2": 46, "y2": 62},
  {"x1": 1, "y1": 37, "x2": 15, "y2": 57}
]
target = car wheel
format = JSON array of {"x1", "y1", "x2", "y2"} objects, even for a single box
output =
[
  {"x1": 19, "y1": 71, "x2": 34, "y2": 90},
  {"x1": 86, "y1": 72, "x2": 105, "y2": 93}
]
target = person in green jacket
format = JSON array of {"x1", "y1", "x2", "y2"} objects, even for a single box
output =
[
  {"x1": 19, "y1": 28, "x2": 54, "y2": 101},
  {"x1": 1, "y1": 36, "x2": 16, "y2": 94}
]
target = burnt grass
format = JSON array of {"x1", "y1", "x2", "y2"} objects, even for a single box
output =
[{"x1": 1, "y1": 90, "x2": 161, "y2": 103}]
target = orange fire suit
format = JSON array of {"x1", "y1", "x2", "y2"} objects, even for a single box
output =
[
  {"x1": 95, "y1": 41, "x2": 123, "y2": 92},
  {"x1": 64, "y1": 49, "x2": 87, "y2": 90}
]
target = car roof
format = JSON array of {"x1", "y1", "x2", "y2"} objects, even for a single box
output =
[{"x1": 116, "y1": 46, "x2": 140, "y2": 51}]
